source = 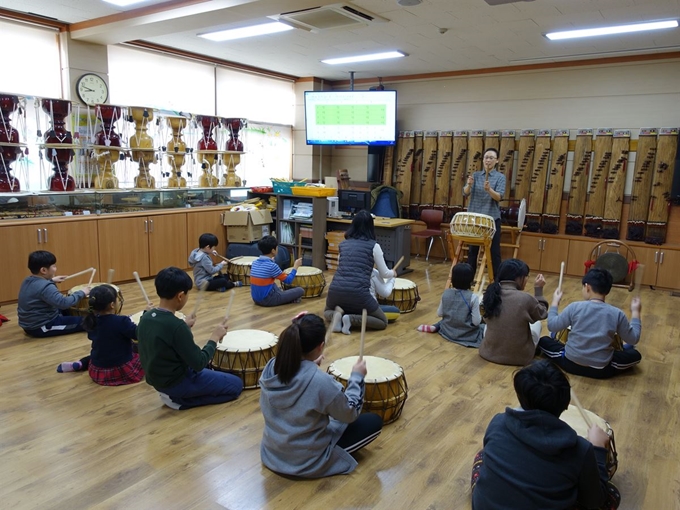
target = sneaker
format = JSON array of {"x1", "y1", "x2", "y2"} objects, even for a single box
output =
[
  {"x1": 158, "y1": 392, "x2": 182, "y2": 410},
  {"x1": 217, "y1": 287, "x2": 227, "y2": 292},
  {"x1": 293, "y1": 297, "x2": 302, "y2": 304},
  {"x1": 234, "y1": 281, "x2": 244, "y2": 287}
]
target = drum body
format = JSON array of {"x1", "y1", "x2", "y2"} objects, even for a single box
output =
[
  {"x1": 377, "y1": 278, "x2": 420, "y2": 313},
  {"x1": 327, "y1": 356, "x2": 408, "y2": 424},
  {"x1": 450, "y1": 212, "x2": 496, "y2": 239},
  {"x1": 226, "y1": 256, "x2": 257, "y2": 286},
  {"x1": 213, "y1": 329, "x2": 278, "y2": 389},
  {"x1": 560, "y1": 405, "x2": 618, "y2": 480},
  {"x1": 500, "y1": 198, "x2": 526, "y2": 229},
  {"x1": 281, "y1": 266, "x2": 326, "y2": 298},
  {"x1": 68, "y1": 283, "x2": 124, "y2": 317},
  {"x1": 555, "y1": 327, "x2": 623, "y2": 350}
]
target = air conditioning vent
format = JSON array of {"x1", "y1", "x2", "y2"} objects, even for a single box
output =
[{"x1": 274, "y1": 3, "x2": 388, "y2": 32}]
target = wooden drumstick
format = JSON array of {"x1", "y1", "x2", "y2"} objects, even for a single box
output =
[
  {"x1": 87, "y1": 268, "x2": 97, "y2": 286},
  {"x1": 359, "y1": 309, "x2": 368, "y2": 360},
  {"x1": 133, "y1": 271, "x2": 152, "y2": 306},
  {"x1": 393, "y1": 256, "x2": 405, "y2": 274},
  {"x1": 325, "y1": 306, "x2": 342, "y2": 344},
  {"x1": 212, "y1": 251, "x2": 230, "y2": 263},
  {"x1": 191, "y1": 280, "x2": 209, "y2": 316},
  {"x1": 228, "y1": 256, "x2": 243, "y2": 263},
  {"x1": 634, "y1": 264, "x2": 645, "y2": 296},
  {"x1": 63, "y1": 267, "x2": 95, "y2": 281},
  {"x1": 558, "y1": 261, "x2": 565, "y2": 291},
  {"x1": 223, "y1": 289, "x2": 236, "y2": 320},
  {"x1": 570, "y1": 389, "x2": 593, "y2": 429},
  {"x1": 107, "y1": 269, "x2": 115, "y2": 284}
]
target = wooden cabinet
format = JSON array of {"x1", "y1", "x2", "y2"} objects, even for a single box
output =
[
  {"x1": 276, "y1": 195, "x2": 327, "y2": 270},
  {"x1": 566, "y1": 239, "x2": 599, "y2": 276},
  {"x1": 632, "y1": 245, "x2": 680, "y2": 289},
  {"x1": 186, "y1": 209, "x2": 228, "y2": 265},
  {"x1": 517, "y1": 233, "x2": 569, "y2": 273},
  {"x1": 98, "y1": 213, "x2": 187, "y2": 280},
  {"x1": 0, "y1": 220, "x2": 99, "y2": 303}
]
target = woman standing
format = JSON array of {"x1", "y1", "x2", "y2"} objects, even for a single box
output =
[
  {"x1": 463, "y1": 147, "x2": 506, "y2": 279},
  {"x1": 325, "y1": 210, "x2": 396, "y2": 334}
]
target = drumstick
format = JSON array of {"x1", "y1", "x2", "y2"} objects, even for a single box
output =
[
  {"x1": 570, "y1": 389, "x2": 593, "y2": 429},
  {"x1": 558, "y1": 261, "x2": 565, "y2": 291},
  {"x1": 191, "y1": 280, "x2": 209, "y2": 316},
  {"x1": 133, "y1": 271, "x2": 152, "y2": 306},
  {"x1": 63, "y1": 267, "x2": 95, "y2": 281},
  {"x1": 393, "y1": 256, "x2": 405, "y2": 274},
  {"x1": 212, "y1": 251, "x2": 230, "y2": 263},
  {"x1": 107, "y1": 269, "x2": 115, "y2": 284},
  {"x1": 359, "y1": 309, "x2": 368, "y2": 360},
  {"x1": 228, "y1": 256, "x2": 243, "y2": 263},
  {"x1": 325, "y1": 306, "x2": 342, "y2": 344},
  {"x1": 634, "y1": 264, "x2": 645, "y2": 296},
  {"x1": 223, "y1": 289, "x2": 236, "y2": 320},
  {"x1": 87, "y1": 268, "x2": 97, "y2": 286}
]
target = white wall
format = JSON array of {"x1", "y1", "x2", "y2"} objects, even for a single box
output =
[{"x1": 328, "y1": 58, "x2": 680, "y2": 186}]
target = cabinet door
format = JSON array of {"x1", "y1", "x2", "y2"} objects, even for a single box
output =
[
  {"x1": 566, "y1": 239, "x2": 598, "y2": 276},
  {"x1": 148, "y1": 214, "x2": 187, "y2": 275},
  {"x1": 43, "y1": 221, "x2": 99, "y2": 287},
  {"x1": 656, "y1": 250, "x2": 680, "y2": 290},
  {"x1": 0, "y1": 225, "x2": 40, "y2": 303},
  {"x1": 517, "y1": 234, "x2": 543, "y2": 272},
  {"x1": 540, "y1": 238, "x2": 570, "y2": 273},
  {"x1": 186, "y1": 210, "x2": 227, "y2": 264},
  {"x1": 98, "y1": 217, "x2": 150, "y2": 280},
  {"x1": 631, "y1": 246, "x2": 660, "y2": 287}
]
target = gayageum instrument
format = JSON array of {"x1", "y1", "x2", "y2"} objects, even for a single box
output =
[
  {"x1": 645, "y1": 128, "x2": 679, "y2": 245},
  {"x1": 525, "y1": 129, "x2": 551, "y2": 232},
  {"x1": 601, "y1": 130, "x2": 631, "y2": 239},
  {"x1": 626, "y1": 128, "x2": 657, "y2": 242},
  {"x1": 566, "y1": 129, "x2": 593, "y2": 235},
  {"x1": 542, "y1": 130, "x2": 569, "y2": 234},
  {"x1": 584, "y1": 128, "x2": 613, "y2": 238}
]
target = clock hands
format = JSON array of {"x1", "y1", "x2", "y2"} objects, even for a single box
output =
[{"x1": 81, "y1": 86, "x2": 95, "y2": 93}]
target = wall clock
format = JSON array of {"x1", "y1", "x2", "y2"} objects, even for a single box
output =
[{"x1": 76, "y1": 73, "x2": 109, "y2": 106}]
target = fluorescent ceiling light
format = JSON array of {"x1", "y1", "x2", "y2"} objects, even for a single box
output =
[
  {"x1": 200, "y1": 22, "x2": 294, "y2": 42},
  {"x1": 322, "y1": 51, "x2": 406, "y2": 65},
  {"x1": 546, "y1": 20, "x2": 678, "y2": 40},
  {"x1": 102, "y1": 0, "x2": 146, "y2": 6}
]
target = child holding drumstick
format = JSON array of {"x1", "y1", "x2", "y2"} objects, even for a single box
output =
[
  {"x1": 188, "y1": 233, "x2": 242, "y2": 291},
  {"x1": 259, "y1": 313, "x2": 382, "y2": 478},
  {"x1": 18, "y1": 250, "x2": 90, "y2": 338}
]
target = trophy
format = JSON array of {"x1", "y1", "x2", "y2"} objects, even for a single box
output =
[
  {"x1": 223, "y1": 118, "x2": 246, "y2": 186},
  {"x1": 166, "y1": 116, "x2": 187, "y2": 188},
  {"x1": 93, "y1": 104, "x2": 122, "y2": 189},
  {"x1": 196, "y1": 115, "x2": 219, "y2": 187}
]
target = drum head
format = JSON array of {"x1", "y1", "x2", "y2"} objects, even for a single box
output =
[
  {"x1": 218, "y1": 329, "x2": 278, "y2": 352},
  {"x1": 595, "y1": 252, "x2": 628, "y2": 283},
  {"x1": 559, "y1": 405, "x2": 609, "y2": 438},
  {"x1": 231, "y1": 256, "x2": 258, "y2": 266},
  {"x1": 129, "y1": 310, "x2": 185, "y2": 325},
  {"x1": 285, "y1": 266, "x2": 321, "y2": 276},
  {"x1": 394, "y1": 278, "x2": 416, "y2": 290},
  {"x1": 329, "y1": 356, "x2": 402, "y2": 382},
  {"x1": 69, "y1": 282, "x2": 120, "y2": 294},
  {"x1": 517, "y1": 198, "x2": 526, "y2": 231}
]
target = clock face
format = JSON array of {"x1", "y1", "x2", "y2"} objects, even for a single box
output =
[{"x1": 76, "y1": 74, "x2": 109, "y2": 106}]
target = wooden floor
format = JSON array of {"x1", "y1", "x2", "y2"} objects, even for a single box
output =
[{"x1": 0, "y1": 259, "x2": 678, "y2": 510}]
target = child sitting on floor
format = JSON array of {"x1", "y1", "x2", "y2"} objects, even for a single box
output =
[
  {"x1": 18, "y1": 250, "x2": 90, "y2": 338},
  {"x1": 188, "y1": 233, "x2": 241, "y2": 291},
  {"x1": 416, "y1": 262, "x2": 484, "y2": 347},
  {"x1": 538, "y1": 267, "x2": 642, "y2": 379},
  {"x1": 250, "y1": 235, "x2": 304, "y2": 307},
  {"x1": 471, "y1": 360, "x2": 620, "y2": 510}
]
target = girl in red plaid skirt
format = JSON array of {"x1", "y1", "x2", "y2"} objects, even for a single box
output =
[{"x1": 82, "y1": 285, "x2": 145, "y2": 386}]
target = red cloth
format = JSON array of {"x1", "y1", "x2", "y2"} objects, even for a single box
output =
[
  {"x1": 88, "y1": 353, "x2": 144, "y2": 386},
  {"x1": 0, "y1": 314, "x2": 8, "y2": 323}
]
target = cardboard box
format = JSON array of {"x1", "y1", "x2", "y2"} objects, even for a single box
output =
[
  {"x1": 325, "y1": 231, "x2": 346, "y2": 253},
  {"x1": 222, "y1": 209, "x2": 273, "y2": 243}
]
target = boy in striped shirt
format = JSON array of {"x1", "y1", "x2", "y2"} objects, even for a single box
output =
[{"x1": 250, "y1": 236, "x2": 304, "y2": 307}]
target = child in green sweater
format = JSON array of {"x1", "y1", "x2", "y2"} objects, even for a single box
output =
[{"x1": 137, "y1": 267, "x2": 243, "y2": 410}]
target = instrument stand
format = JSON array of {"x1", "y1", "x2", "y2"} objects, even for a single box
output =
[
  {"x1": 445, "y1": 234, "x2": 494, "y2": 293},
  {"x1": 500, "y1": 225, "x2": 522, "y2": 259}
]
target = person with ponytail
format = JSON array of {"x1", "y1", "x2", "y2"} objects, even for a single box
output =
[
  {"x1": 57, "y1": 284, "x2": 145, "y2": 385},
  {"x1": 479, "y1": 259, "x2": 549, "y2": 366},
  {"x1": 259, "y1": 312, "x2": 383, "y2": 478}
]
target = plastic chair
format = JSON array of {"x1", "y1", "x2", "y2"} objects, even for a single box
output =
[{"x1": 413, "y1": 209, "x2": 446, "y2": 261}]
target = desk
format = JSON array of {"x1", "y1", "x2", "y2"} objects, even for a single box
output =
[{"x1": 326, "y1": 216, "x2": 414, "y2": 275}]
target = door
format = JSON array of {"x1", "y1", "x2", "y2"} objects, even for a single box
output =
[
  {"x1": 566, "y1": 239, "x2": 598, "y2": 277},
  {"x1": 540, "y1": 238, "x2": 570, "y2": 273},
  {"x1": 517, "y1": 234, "x2": 543, "y2": 272},
  {"x1": 98, "y1": 216, "x2": 150, "y2": 280},
  {"x1": 0, "y1": 224, "x2": 40, "y2": 302},
  {"x1": 655, "y1": 250, "x2": 680, "y2": 290},
  {"x1": 631, "y1": 246, "x2": 660, "y2": 287},
  {"x1": 148, "y1": 213, "x2": 187, "y2": 275},
  {"x1": 186, "y1": 210, "x2": 227, "y2": 266},
  {"x1": 43, "y1": 220, "x2": 100, "y2": 288}
]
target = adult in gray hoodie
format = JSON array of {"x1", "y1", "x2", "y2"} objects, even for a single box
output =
[{"x1": 259, "y1": 313, "x2": 382, "y2": 478}]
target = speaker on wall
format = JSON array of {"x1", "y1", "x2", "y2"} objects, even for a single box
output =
[{"x1": 671, "y1": 135, "x2": 680, "y2": 204}]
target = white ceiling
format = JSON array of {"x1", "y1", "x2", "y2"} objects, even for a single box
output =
[{"x1": 2, "y1": 0, "x2": 680, "y2": 81}]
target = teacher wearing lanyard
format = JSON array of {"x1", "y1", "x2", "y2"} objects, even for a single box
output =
[{"x1": 462, "y1": 147, "x2": 506, "y2": 279}]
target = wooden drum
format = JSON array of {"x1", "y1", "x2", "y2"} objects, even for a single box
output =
[
  {"x1": 450, "y1": 212, "x2": 496, "y2": 239},
  {"x1": 227, "y1": 256, "x2": 258, "y2": 286},
  {"x1": 327, "y1": 356, "x2": 408, "y2": 424},
  {"x1": 68, "y1": 283, "x2": 124, "y2": 317},
  {"x1": 213, "y1": 329, "x2": 278, "y2": 389},
  {"x1": 560, "y1": 404, "x2": 618, "y2": 480},
  {"x1": 281, "y1": 266, "x2": 326, "y2": 298},
  {"x1": 377, "y1": 278, "x2": 420, "y2": 313}
]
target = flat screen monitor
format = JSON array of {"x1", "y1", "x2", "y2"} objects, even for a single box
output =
[
  {"x1": 304, "y1": 90, "x2": 397, "y2": 146},
  {"x1": 338, "y1": 189, "x2": 371, "y2": 215}
]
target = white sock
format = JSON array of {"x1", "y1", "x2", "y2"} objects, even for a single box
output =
[
  {"x1": 341, "y1": 315, "x2": 352, "y2": 335},
  {"x1": 158, "y1": 392, "x2": 181, "y2": 410}
]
